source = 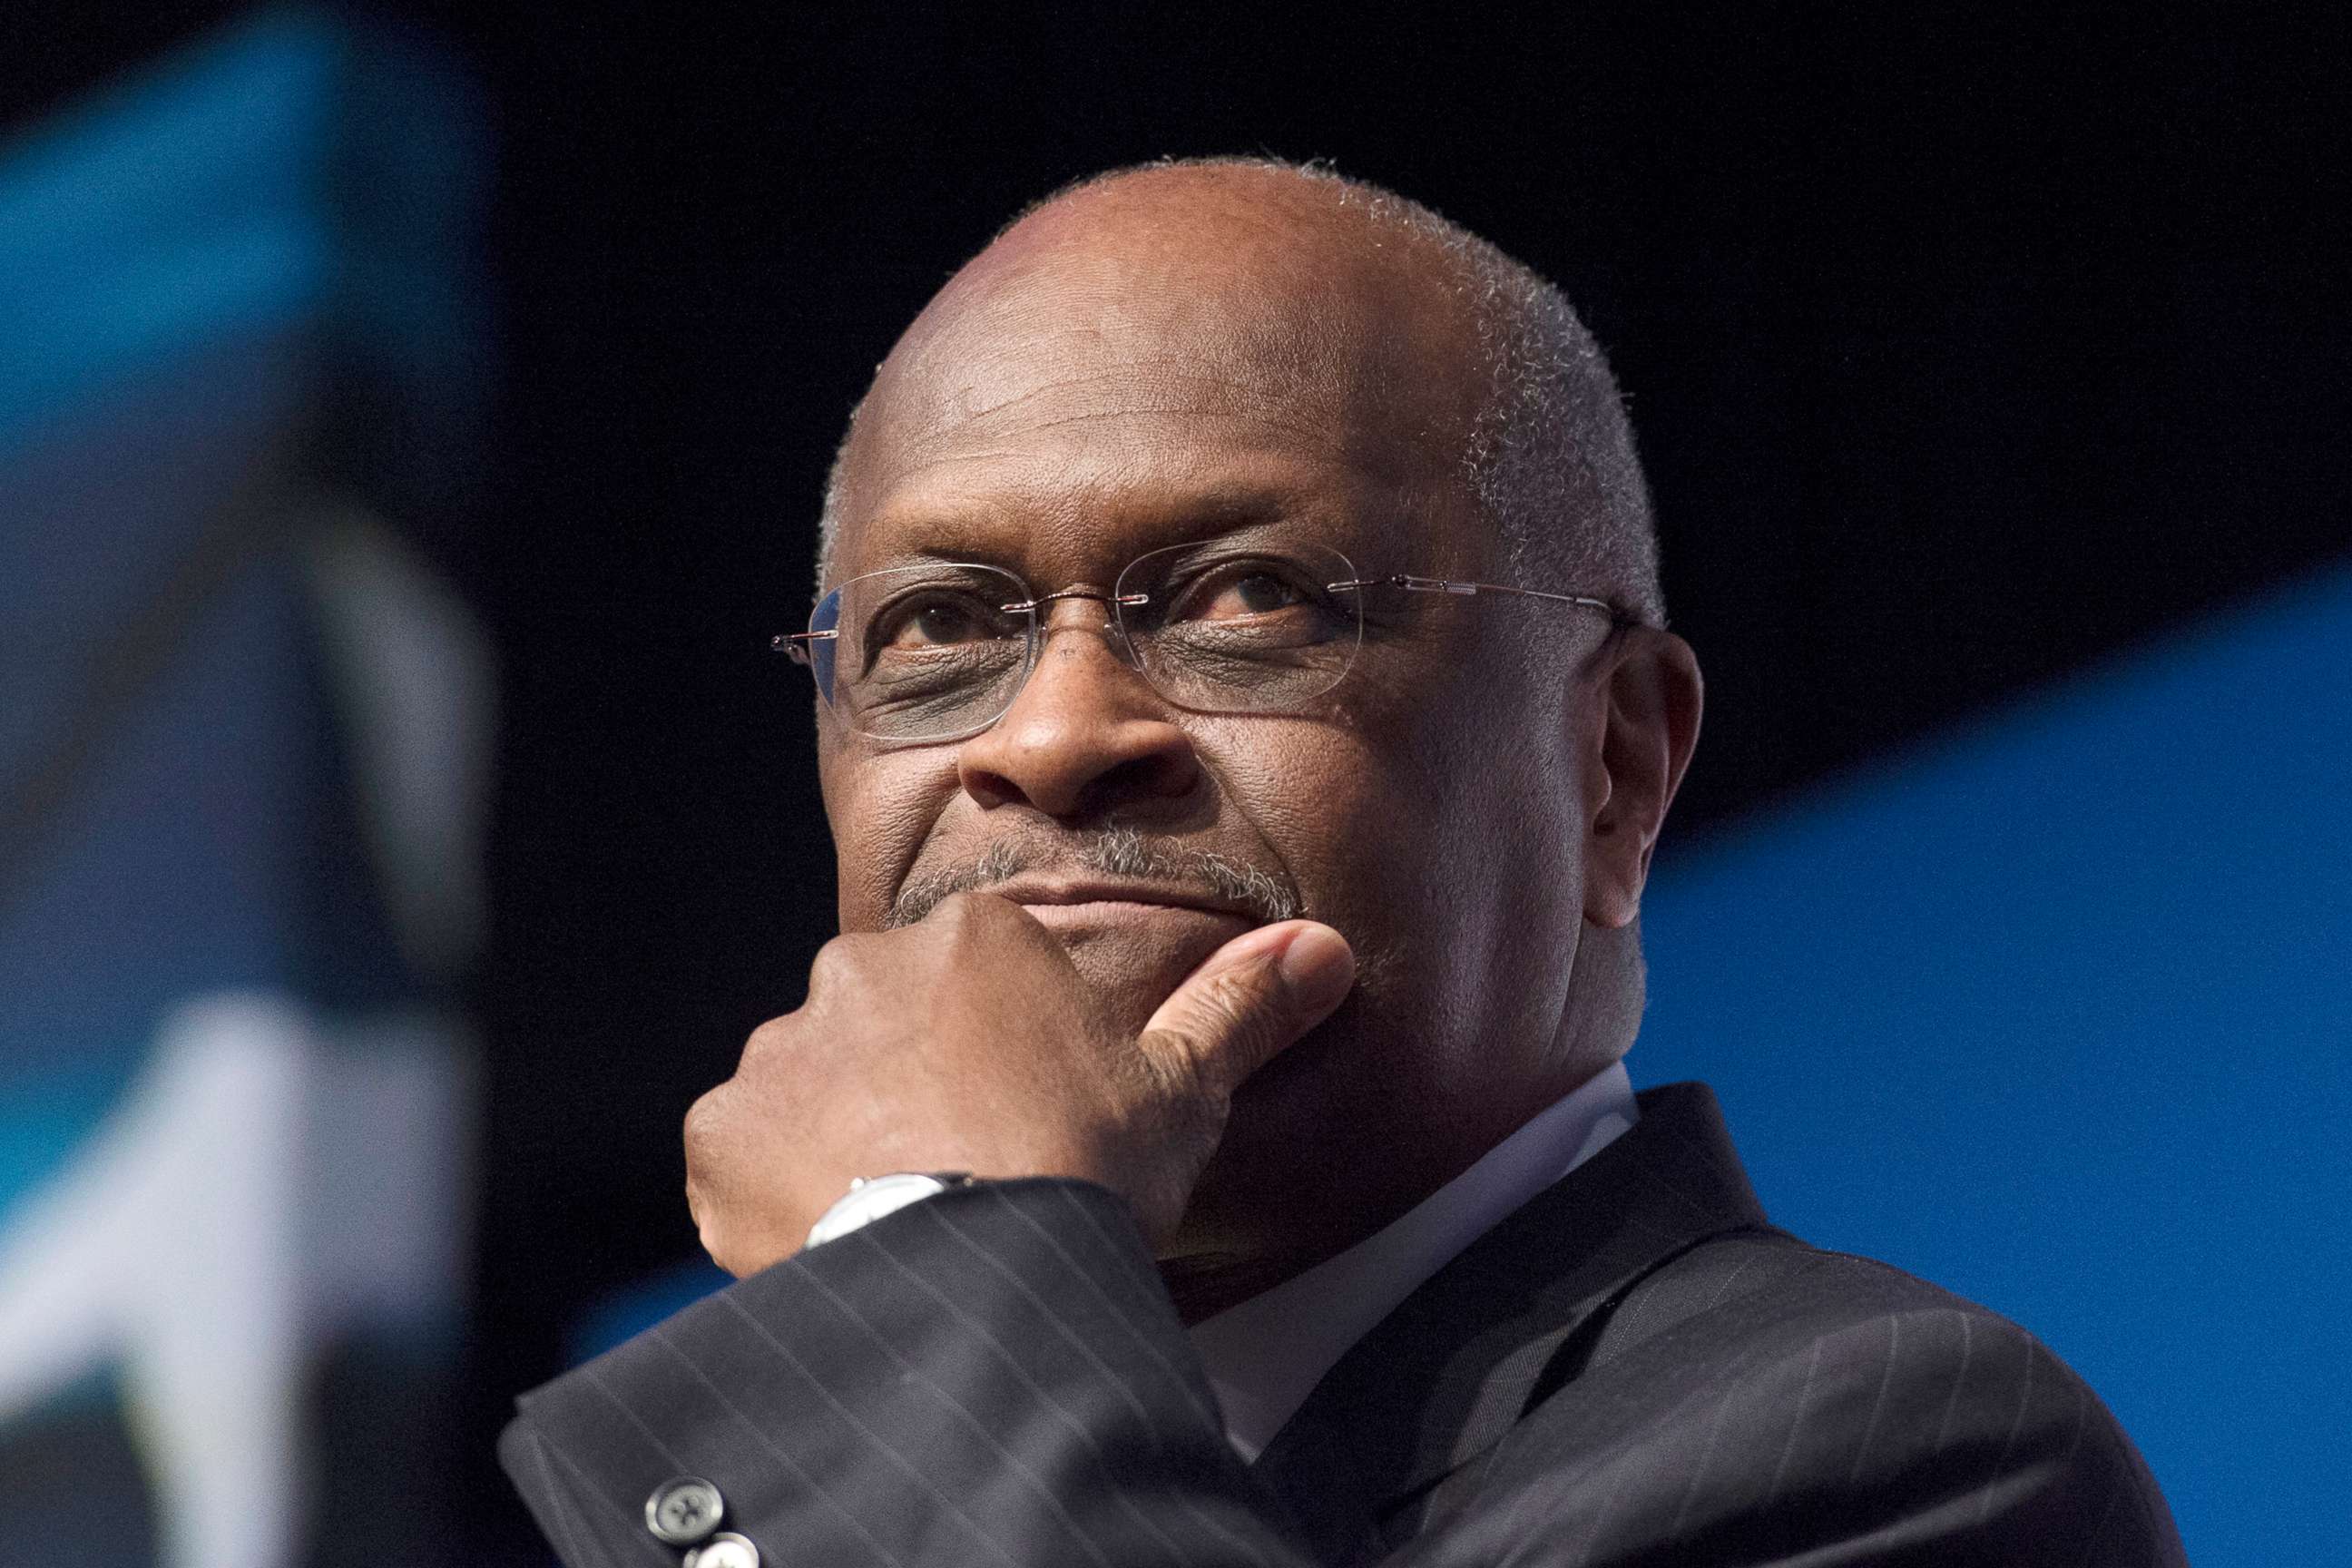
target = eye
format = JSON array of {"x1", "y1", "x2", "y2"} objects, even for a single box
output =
[
  {"x1": 876, "y1": 593, "x2": 999, "y2": 649},
  {"x1": 1188, "y1": 568, "x2": 1311, "y2": 621}
]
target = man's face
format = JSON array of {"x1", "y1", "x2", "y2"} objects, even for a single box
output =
[{"x1": 816, "y1": 180, "x2": 1613, "y2": 1269}]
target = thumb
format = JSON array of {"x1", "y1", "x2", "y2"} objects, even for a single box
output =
[{"x1": 1139, "y1": 920, "x2": 1356, "y2": 1101}]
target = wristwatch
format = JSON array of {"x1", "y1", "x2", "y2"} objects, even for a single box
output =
[{"x1": 803, "y1": 1171, "x2": 975, "y2": 1249}]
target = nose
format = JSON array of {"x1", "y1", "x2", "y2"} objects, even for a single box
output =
[{"x1": 955, "y1": 596, "x2": 1202, "y2": 819}]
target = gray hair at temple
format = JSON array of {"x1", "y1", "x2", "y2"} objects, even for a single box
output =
[{"x1": 813, "y1": 156, "x2": 1666, "y2": 630}]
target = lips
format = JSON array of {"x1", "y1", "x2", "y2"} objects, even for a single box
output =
[
  {"x1": 985, "y1": 878, "x2": 1262, "y2": 925},
  {"x1": 965, "y1": 877, "x2": 1267, "y2": 1016}
]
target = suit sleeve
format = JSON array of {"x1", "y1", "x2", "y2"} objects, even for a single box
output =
[
  {"x1": 502, "y1": 1183, "x2": 2184, "y2": 1568},
  {"x1": 500, "y1": 1176, "x2": 1322, "y2": 1568}
]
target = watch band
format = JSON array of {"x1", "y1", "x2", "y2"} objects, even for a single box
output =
[{"x1": 803, "y1": 1171, "x2": 975, "y2": 1249}]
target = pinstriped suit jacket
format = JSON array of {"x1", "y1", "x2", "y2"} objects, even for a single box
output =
[{"x1": 501, "y1": 1083, "x2": 2186, "y2": 1566}]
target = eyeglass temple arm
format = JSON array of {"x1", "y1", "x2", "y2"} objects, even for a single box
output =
[
  {"x1": 771, "y1": 630, "x2": 834, "y2": 666},
  {"x1": 1328, "y1": 574, "x2": 1640, "y2": 624}
]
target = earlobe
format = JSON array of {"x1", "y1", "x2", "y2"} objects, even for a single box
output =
[{"x1": 1581, "y1": 628, "x2": 1702, "y2": 930}]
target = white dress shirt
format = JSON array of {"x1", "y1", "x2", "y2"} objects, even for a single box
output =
[{"x1": 1186, "y1": 1061, "x2": 1640, "y2": 1461}]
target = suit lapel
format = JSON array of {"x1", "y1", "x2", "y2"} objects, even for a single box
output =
[{"x1": 1249, "y1": 1083, "x2": 1769, "y2": 1563}]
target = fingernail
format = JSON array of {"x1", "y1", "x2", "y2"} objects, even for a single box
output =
[{"x1": 1277, "y1": 925, "x2": 1355, "y2": 1011}]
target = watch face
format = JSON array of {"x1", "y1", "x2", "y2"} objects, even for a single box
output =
[{"x1": 804, "y1": 1173, "x2": 955, "y2": 1249}]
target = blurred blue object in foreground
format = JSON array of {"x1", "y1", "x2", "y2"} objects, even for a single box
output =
[{"x1": 0, "y1": 10, "x2": 493, "y2": 1566}]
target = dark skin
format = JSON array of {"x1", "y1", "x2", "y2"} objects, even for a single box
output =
[{"x1": 685, "y1": 167, "x2": 1702, "y2": 1320}]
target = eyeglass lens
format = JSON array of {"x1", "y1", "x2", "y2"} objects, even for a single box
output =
[
  {"x1": 1112, "y1": 539, "x2": 1362, "y2": 716},
  {"x1": 816, "y1": 564, "x2": 1033, "y2": 740},
  {"x1": 808, "y1": 541, "x2": 1365, "y2": 741}
]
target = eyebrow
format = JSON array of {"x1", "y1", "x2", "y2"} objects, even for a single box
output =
[{"x1": 856, "y1": 481, "x2": 1335, "y2": 574}]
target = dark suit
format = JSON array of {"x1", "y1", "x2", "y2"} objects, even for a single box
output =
[{"x1": 502, "y1": 1083, "x2": 2185, "y2": 1565}]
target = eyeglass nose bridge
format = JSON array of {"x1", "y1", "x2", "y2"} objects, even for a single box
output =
[
  {"x1": 1001, "y1": 583, "x2": 1153, "y2": 658},
  {"x1": 1000, "y1": 585, "x2": 1152, "y2": 617},
  {"x1": 997, "y1": 586, "x2": 1156, "y2": 695}
]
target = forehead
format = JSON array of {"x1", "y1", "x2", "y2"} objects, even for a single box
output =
[{"x1": 830, "y1": 184, "x2": 1490, "y2": 583}]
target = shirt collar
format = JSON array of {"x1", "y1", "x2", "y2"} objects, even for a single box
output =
[{"x1": 1186, "y1": 1059, "x2": 1640, "y2": 1460}]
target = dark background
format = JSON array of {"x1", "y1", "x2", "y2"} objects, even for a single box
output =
[{"x1": 9, "y1": 3, "x2": 2346, "y2": 1554}]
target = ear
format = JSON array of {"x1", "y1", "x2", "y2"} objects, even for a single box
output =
[{"x1": 1582, "y1": 626, "x2": 1703, "y2": 929}]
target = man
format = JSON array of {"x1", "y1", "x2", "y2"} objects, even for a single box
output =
[{"x1": 502, "y1": 160, "x2": 2184, "y2": 1567}]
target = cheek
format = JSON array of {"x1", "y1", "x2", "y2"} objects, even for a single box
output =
[
  {"x1": 1256, "y1": 666, "x2": 1585, "y2": 965},
  {"x1": 1192, "y1": 697, "x2": 1477, "y2": 966},
  {"x1": 1191, "y1": 717, "x2": 1385, "y2": 881},
  {"x1": 819, "y1": 746, "x2": 959, "y2": 931}
]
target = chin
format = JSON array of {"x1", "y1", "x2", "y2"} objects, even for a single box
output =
[
  {"x1": 1054, "y1": 914, "x2": 1254, "y2": 1034},
  {"x1": 1162, "y1": 1006, "x2": 1366, "y2": 1247},
  {"x1": 1165, "y1": 971, "x2": 1447, "y2": 1268}
]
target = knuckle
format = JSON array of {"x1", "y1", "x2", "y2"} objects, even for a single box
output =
[
  {"x1": 805, "y1": 932, "x2": 888, "y2": 1004},
  {"x1": 807, "y1": 934, "x2": 858, "y2": 985},
  {"x1": 740, "y1": 1014, "x2": 796, "y2": 1064},
  {"x1": 696, "y1": 1216, "x2": 742, "y2": 1276},
  {"x1": 681, "y1": 1094, "x2": 751, "y2": 1273},
  {"x1": 933, "y1": 888, "x2": 1010, "y2": 935},
  {"x1": 682, "y1": 1083, "x2": 730, "y2": 1162}
]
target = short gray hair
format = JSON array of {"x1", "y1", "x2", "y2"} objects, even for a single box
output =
[{"x1": 814, "y1": 156, "x2": 1663, "y2": 627}]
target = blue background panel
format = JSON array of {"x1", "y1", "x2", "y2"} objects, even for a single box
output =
[{"x1": 1638, "y1": 564, "x2": 2352, "y2": 1567}]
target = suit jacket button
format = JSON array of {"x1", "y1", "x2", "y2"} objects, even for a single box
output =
[
  {"x1": 684, "y1": 1531, "x2": 760, "y2": 1568},
  {"x1": 644, "y1": 1476, "x2": 726, "y2": 1545}
]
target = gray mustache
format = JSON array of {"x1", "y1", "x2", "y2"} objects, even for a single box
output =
[{"x1": 887, "y1": 827, "x2": 1300, "y2": 928}]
